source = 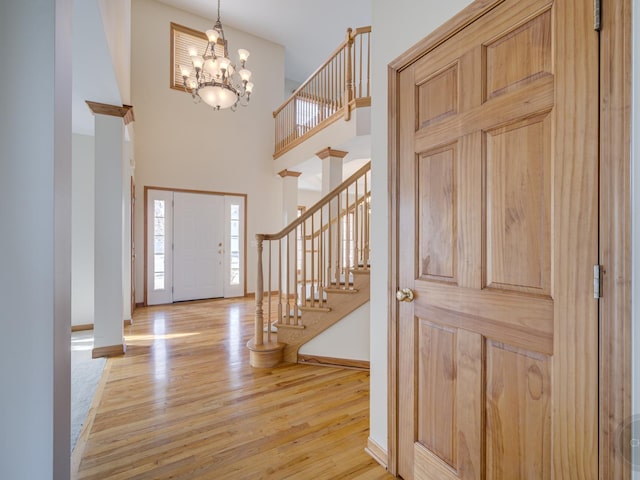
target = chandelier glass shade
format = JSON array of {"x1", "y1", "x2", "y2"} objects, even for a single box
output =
[{"x1": 180, "y1": 0, "x2": 253, "y2": 110}]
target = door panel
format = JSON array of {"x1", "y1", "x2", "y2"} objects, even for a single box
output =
[
  {"x1": 485, "y1": 113, "x2": 551, "y2": 295},
  {"x1": 485, "y1": 341, "x2": 551, "y2": 479},
  {"x1": 173, "y1": 192, "x2": 224, "y2": 302},
  {"x1": 397, "y1": 0, "x2": 599, "y2": 478}
]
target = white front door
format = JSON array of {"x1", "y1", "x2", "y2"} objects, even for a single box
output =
[
  {"x1": 147, "y1": 189, "x2": 245, "y2": 305},
  {"x1": 172, "y1": 192, "x2": 224, "y2": 302}
]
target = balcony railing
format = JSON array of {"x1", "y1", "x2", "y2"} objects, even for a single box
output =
[{"x1": 273, "y1": 26, "x2": 371, "y2": 159}]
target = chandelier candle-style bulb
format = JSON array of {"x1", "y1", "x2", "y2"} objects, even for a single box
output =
[
  {"x1": 218, "y1": 57, "x2": 231, "y2": 72},
  {"x1": 238, "y1": 49, "x2": 250, "y2": 64},
  {"x1": 239, "y1": 69, "x2": 252, "y2": 82},
  {"x1": 191, "y1": 56, "x2": 204, "y2": 70},
  {"x1": 206, "y1": 29, "x2": 219, "y2": 43},
  {"x1": 182, "y1": 0, "x2": 254, "y2": 110}
]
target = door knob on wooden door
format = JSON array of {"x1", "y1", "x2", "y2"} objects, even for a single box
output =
[{"x1": 396, "y1": 288, "x2": 414, "y2": 302}]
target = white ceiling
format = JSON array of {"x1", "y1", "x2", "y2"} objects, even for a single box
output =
[{"x1": 155, "y1": 0, "x2": 372, "y2": 83}]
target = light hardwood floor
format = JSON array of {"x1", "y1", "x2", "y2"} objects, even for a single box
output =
[{"x1": 73, "y1": 298, "x2": 393, "y2": 479}]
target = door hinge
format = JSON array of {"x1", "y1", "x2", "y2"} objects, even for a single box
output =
[
  {"x1": 593, "y1": 264, "x2": 603, "y2": 299},
  {"x1": 594, "y1": 0, "x2": 601, "y2": 31}
]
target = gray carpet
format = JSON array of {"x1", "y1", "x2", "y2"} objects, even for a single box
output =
[{"x1": 71, "y1": 331, "x2": 106, "y2": 452}]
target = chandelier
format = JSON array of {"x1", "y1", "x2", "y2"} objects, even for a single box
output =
[{"x1": 180, "y1": 0, "x2": 254, "y2": 110}]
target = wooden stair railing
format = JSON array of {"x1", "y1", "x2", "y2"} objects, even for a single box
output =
[
  {"x1": 273, "y1": 26, "x2": 371, "y2": 159},
  {"x1": 247, "y1": 163, "x2": 371, "y2": 368}
]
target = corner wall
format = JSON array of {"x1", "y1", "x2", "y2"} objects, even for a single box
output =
[
  {"x1": 369, "y1": 0, "x2": 473, "y2": 453},
  {"x1": 72, "y1": 134, "x2": 95, "y2": 327},
  {"x1": 0, "y1": 1, "x2": 72, "y2": 477},
  {"x1": 131, "y1": 0, "x2": 285, "y2": 301}
]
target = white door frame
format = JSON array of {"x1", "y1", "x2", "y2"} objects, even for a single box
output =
[
  {"x1": 144, "y1": 187, "x2": 247, "y2": 305},
  {"x1": 146, "y1": 189, "x2": 174, "y2": 305}
]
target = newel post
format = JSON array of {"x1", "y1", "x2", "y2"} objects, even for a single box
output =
[
  {"x1": 344, "y1": 27, "x2": 354, "y2": 121},
  {"x1": 254, "y1": 234, "x2": 265, "y2": 347}
]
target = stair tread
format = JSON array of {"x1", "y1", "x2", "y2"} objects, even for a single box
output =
[
  {"x1": 275, "y1": 322, "x2": 305, "y2": 330},
  {"x1": 299, "y1": 305, "x2": 332, "y2": 312}
]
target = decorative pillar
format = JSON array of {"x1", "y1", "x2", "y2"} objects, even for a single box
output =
[
  {"x1": 316, "y1": 148, "x2": 348, "y2": 282},
  {"x1": 279, "y1": 169, "x2": 302, "y2": 225},
  {"x1": 86, "y1": 101, "x2": 134, "y2": 358},
  {"x1": 316, "y1": 147, "x2": 348, "y2": 195},
  {"x1": 279, "y1": 169, "x2": 301, "y2": 307}
]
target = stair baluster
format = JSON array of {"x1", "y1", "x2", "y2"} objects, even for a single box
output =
[{"x1": 248, "y1": 163, "x2": 371, "y2": 367}]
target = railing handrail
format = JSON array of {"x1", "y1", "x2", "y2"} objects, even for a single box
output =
[
  {"x1": 272, "y1": 26, "x2": 371, "y2": 118},
  {"x1": 259, "y1": 162, "x2": 371, "y2": 241},
  {"x1": 304, "y1": 192, "x2": 370, "y2": 240}
]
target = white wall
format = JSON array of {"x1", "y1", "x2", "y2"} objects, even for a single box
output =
[
  {"x1": 284, "y1": 78, "x2": 301, "y2": 101},
  {"x1": 298, "y1": 188, "x2": 322, "y2": 209},
  {"x1": 98, "y1": 0, "x2": 132, "y2": 104},
  {"x1": 369, "y1": 0, "x2": 473, "y2": 452},
  {"x1": 632, "y1": 0, "x2": 639, "y2": 474},
  {"x1": 131, "y1": 0, "x2": 285, "y2": 301},
  {"x1": 0, "y1": 1, "x2": 72, "y2": 478},
  {"x1": 299, "y1": 302, "x2": 370, "y2": 361},
  {"x1": 72, "y1": 134, "x2": 95, "y2": 326}
]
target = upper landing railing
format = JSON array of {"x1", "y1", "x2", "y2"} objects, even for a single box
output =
[{"x1": 272, "y1": 27, "x2": 371, "y2": 159}]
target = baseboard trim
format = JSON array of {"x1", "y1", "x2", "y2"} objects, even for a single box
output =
[
  {"x1": 245, "y1": 291, "x2": 280, "y2": 299},
  {"x1": 72, "y1": 319, "x2": 132, "y2": 332},
  {"x1": 71, "y1": 324, "x2": 93, "y2": 332},
  {"x1": 135, "y1": 302, "x2": 144, "y2": 308},
  {"x1": 71, "y1": 359, "x2": 112, "y2": 478},
  {"x1": 92, "y1": 343, "x2": 126, "y2": 358},
  {"x1": 365, "y1": 437, "x2": 389, "y2": 469},
  {"x1": 297, "y1": 354, "x2": 369, "y2": 371}
]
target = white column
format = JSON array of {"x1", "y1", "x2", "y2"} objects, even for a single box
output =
[
  {"x1": 316, "y1": 148, "x2": 348, "y2": 282},
  {"x1": 317, "y1": 147, "x2": 348, "y2": 195},
  {"x1": 72, "y1": 134, "x2": 95, "y2": 328},
  {"x1": 279, "y1": 169, "x2": 301, "y2": 226},
  {"x1": 88, "y1": 102, "x2": 134, "y2": 357},
  {"x1": 122, "y1": 140, "x2": 133, "y2": 324},
  {"x1": 279, "y1": 169, "x2": 301, "y2": 303},
  {"x1": 0, "y1": 1, "x2": 72, "y2": 478}
]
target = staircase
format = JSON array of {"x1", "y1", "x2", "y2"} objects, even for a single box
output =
[{"x1": 247, "y1": 163, "x2": 371, "y2": 368}]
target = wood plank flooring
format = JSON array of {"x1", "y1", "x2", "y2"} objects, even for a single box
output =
[{"x1": 73, "y1": 298, "x2": 393, "y2": 479}]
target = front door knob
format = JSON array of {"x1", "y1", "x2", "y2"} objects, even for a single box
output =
[{"x1": 396, "y1": 288, "x2": 415, "y2": 302}]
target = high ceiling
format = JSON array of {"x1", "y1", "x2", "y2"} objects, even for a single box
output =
[
  {"x1": 156, "y1": 0, "x2": 372, "y2": 83},
  {"x1": 73, "y1": 0, "x2": 371, "y2": 135},
  {"x1": 72, "y1": 0, "x2": 372, "y2": 186}
]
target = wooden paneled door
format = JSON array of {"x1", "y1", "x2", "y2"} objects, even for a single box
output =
[{"x1": 393, "y1": 0, "x2": 599, "y2": 478}]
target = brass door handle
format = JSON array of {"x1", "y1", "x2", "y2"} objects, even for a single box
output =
[{"x1": 396, "y1": 288, "x2": 415, "y2": 302}]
